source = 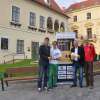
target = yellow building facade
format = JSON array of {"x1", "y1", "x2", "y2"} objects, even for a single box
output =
[
  {"x1": 0, "y1": 0, "x2": 68, "y2": 63},
  {"x1": 65, "y1": 0, "x2": 100, "y2": 55}
]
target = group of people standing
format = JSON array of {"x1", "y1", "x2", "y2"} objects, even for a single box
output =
[
  {"x1": 71, "y1": 40, "x2": 95, "y2": 89},
  {"x1": 37, "y1": 37, "x2": 96, "y2": 92}
]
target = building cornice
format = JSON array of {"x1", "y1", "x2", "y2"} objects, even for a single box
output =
[{"x1": 66, "y1": 5, "x2": 100, "y2": 14}]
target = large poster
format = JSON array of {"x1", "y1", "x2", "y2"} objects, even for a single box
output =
[{"x1": 57, "y1": 64, "x2": 74, "y2": 83}]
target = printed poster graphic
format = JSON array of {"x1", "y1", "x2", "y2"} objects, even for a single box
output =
[
  {"x1": 58, "y1": 66, "x2": 66, "y2": 70},
  {"x1": 67, "y1": 66, "x2": 74, "y2": 75},
  {"x1": 57, "y1": 64, "x2": 74, "y2": 82}
]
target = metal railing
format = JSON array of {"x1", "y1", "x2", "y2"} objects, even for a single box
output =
[{"x1": 3, "y1": 52, "x2": 25, "y2": 64}]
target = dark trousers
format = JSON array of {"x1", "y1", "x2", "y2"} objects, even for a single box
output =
[
  {"x1": 85, "y1": 62, "x2": 94, "y2": 87},
  {"x1": 38, "y1": 63, "x2": 49, "y2": 88},
  {"x1": 73, "y1": 62, "x2": 83, "y2": 87}
]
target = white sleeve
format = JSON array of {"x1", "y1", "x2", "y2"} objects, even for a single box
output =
[
  {"x1": 54, "y1": 49, "x2": 62, "y2": 59},
  {"x1": 58, "y1": 49, "x2": 62, "y2": 57}
]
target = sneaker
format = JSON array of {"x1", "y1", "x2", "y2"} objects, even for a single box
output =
[
  {"x1": 89, "y1": 86, "x2": 94, "y2": 89},
  {"x1": 47, "y1": 87, "x2": 53, "y2": 91},
  {"x1": 38, "y1": 88, "x2": 42, "y2": 92},
  {"x1": 44, "y1": 87, "x2": 48, "y2": 91},
  {"x1": 70, "y1": 85, "x2": 77, "y2": 88}
]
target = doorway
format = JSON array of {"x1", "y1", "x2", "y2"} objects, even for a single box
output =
[{"x1": 31, "y1": 42, "x2": 39, "y2": 60}]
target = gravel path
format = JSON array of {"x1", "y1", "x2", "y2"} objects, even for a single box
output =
[{"x1": 0, "y1": 76, "x2": 100, "y2": 100}]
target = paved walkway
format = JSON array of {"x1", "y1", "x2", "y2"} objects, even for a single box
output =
[{"x1": 0, "y1": 76, "x2": 100, "y2": 100}]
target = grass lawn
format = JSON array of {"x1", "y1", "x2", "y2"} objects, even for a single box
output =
[
  {"x1": 0, "y1": 59, "x2": 100, "y2": 78},
  {"x1": 0, "y1": 59, "x2": 38, "y2": 73}
]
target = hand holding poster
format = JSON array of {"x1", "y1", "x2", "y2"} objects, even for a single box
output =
[{"x1": 71, "y1": 53, "x2": 80, "y2": 60}]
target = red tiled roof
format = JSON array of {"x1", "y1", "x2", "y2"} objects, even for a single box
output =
[
  {"x1": 30, "y1": 0, "x2": 68, "y2": 17},
  {"x1": 65, "y1": 0, "x2": 100, "y2": 13}
]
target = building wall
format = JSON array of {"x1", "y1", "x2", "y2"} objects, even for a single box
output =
[
  {"x1": 0, "y1": 0, "x2": 68, "y2": 63},
  {"x1": 66, "y1": 6, "x2": 100, "y2": 54}
]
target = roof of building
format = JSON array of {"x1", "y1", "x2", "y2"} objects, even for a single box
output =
[
  {"x1": 65, "y1": 0, "x2": 100, "y2": 13},
  {"x1": 30, "y1": 0, "x2": 68, "y2": 17}
]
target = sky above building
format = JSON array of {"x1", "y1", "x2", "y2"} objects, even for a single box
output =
[{"x1": 56, "y1": 0, "x2": 86, "y2": 8}]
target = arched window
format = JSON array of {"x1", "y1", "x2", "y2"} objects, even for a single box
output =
[
  {"x1": 60, "y1": 22, "x2": 65, "y2": 32},
  {"x1": 54, "y1": 20, "x2": 59, "y2": 32},
  {"x1": 47, "y1": 17, "x2": 53, "y2": 30}
]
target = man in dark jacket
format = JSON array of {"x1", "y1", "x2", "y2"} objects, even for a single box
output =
[
  {"x1": 71, "y1": 40, "x2": 84, "y2": 88},
  {"x1": 38, "y1": 37, "x2": 50, "y2": 92}
]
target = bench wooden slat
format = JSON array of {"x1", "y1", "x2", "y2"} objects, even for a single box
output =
[
  {"x1": 6, "y1": 67, "x2": 38, "y2": 74},
  {"x1": 4, "y1": 76, "x2": 38, "y2": 81}
]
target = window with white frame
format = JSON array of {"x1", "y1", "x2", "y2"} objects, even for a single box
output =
[
  {"x1": 87, "y1": 28, "x2": 92, "y2": 39},
  {"x1": 17, "y1": 40, "x2": 24, "y2": 54},
  {"x1": 12, "y1": 6, "x2": 20, "y2": 23},
  {"x1": 29, "y1": 12, "x2": 36, "y2": 26},
  {"x1": 1, "y1": 38, "x2": 8, "y2": 50},
  {"x1": 40, "y1": 16, "x2": 45, "y2": 29},
  {"x1": 73, "y1": 16, "x2": 77, "y2": 22},
  {"x1": 87, "y1": 12, "x2": 91, "y2": 20}
]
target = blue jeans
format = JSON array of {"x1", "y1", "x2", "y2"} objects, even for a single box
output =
[{"x1": 73, "y1": 62, "x2": 83, "y2": 87}]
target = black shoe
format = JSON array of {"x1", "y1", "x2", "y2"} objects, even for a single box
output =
[
  {"x1": 70, "y1": 85, "x2": 77, "y2": 88},
  {"x1": 86, "y1": 84, "x2": 89, "y2": 87},
  {"x1": 80, "y1": 86, "x2": 83, "y2": 88},
  {"x1": 89, "y1": 86, "x2": 94, "y2": 89},
  {"x1": 46, "y1": 87, "x2": 53, "y2": 92},
  {"x1": 86, "y1": 85, "x2": 89, "y2": 87},
  {"x1": 48, "y1": 87, "x2": 53, "y2": 90},
  {"x1": 53, "y1": 85, "x2": 57, "y2": 88}
]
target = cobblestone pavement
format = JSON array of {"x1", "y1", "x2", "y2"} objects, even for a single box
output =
[{"x1": 0, "y1": 76, "x2": 100, "y2": 100}]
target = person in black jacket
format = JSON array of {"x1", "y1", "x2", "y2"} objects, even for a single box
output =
[
  {"x1": 71, "y1": 40, "x2": 84, "y2": 88},
  {"x1": 38, "y1": 37, "x2": 50, "y2": 92}
]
